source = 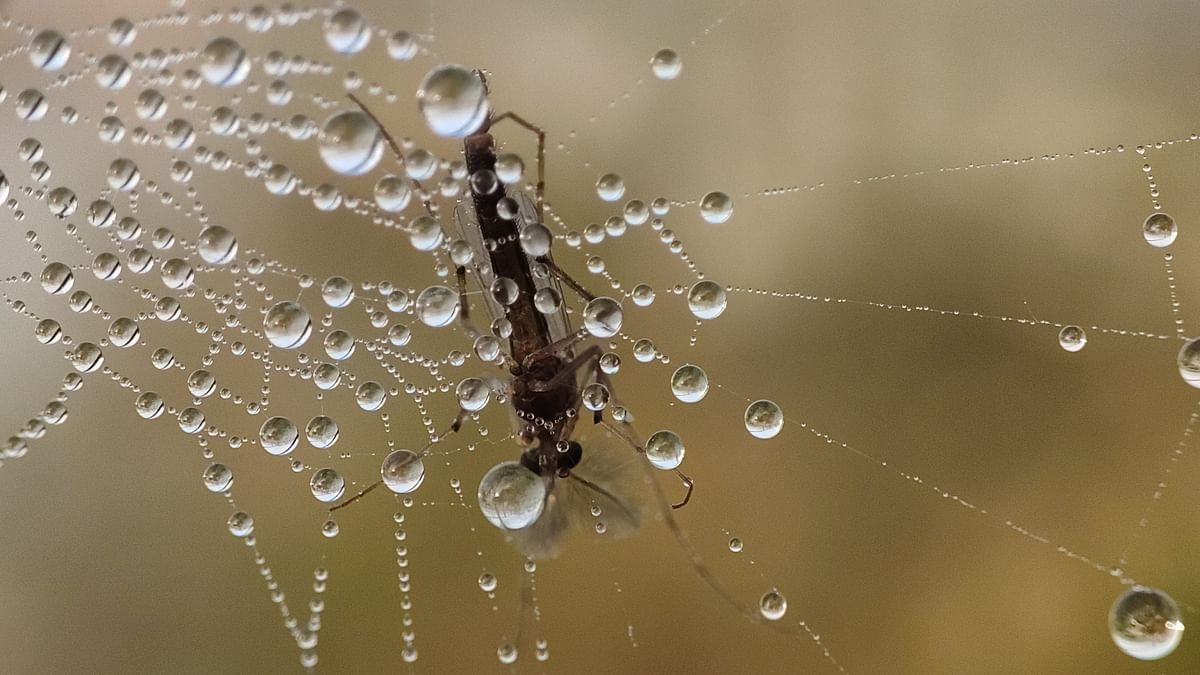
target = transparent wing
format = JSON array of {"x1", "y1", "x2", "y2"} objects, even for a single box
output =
[
  {"x1": 511, "y1": 191, "x2": 573, "y2": 343},
  {"x1": 452, "y1": 198, "x2": 507, "y2": 329},
  {"x1": 504, "y1": 441, "x2": 652, "y2": 560},
  {"x1": 451, "y1": 191, "x2": 573, "y2": 345}
]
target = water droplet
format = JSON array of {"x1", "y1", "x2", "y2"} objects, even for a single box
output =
[
  {"x1": 227, "y1": 511, "x2": 254, "y2": 537},
  {"x1": 645, "y1": 430, "x2": 685, "y2": 470},
  {"x1": 200, "y1": 38, "x2": 250, "y2": 87},
  {"x1": 477, "y1": 461, "x2": 545, "y2": 530},
  {"x1": 318, "y1": 110, "x2": 383, "y2": 176},
  {"x1": 1058, "y1": 325, "x2": 1086, "y2": 352},
  {"x1": 29, "y1": 30, "x2": 69, "y2": 72},
  {"x1": 415, "y1": 285, "x2": 460, "y2": 327},
  {"x1": 478, "y1": 571, "x2": 498, "y2": 592},
  {"x1": 1143, "y1": 212, "x2": 1177, "y2": 248},
  {"x1": 355, "y1": 381, "x2": 386, "y2": 411},
  {"x1": 728, "y1": 538, "x2": 744, "y2": 553},
  {"x1": 759, "y1": 589, "x2": 788, "y2": 620},
  {"x1": 519, "y1": 223, "x2": 553, "y2": 257},
  {"x1": 583, "y1": 297, "x2": 624, "y2": 338},
  {"x1": 596, "y1": 173, "x2": 625, "y2": 202},
  {"x1": 381, "y1": 449, "x2": 425, "y2": 493},
  {"x1": 387, "y1": 30, "x2": 418, "y2": 61},
  {"x1": 650, "y1": 48, "x2": 682, "y2": 80},
  {"x1": 687, "y1": 280, "x2": 727, "y2": 320},
  {"x1": 699, "y1": 191, "x2": 733, "y2": 224},
  {"x1": 456, "y1": 377, "x2": 491, "y2": 411},
  {"x1": 374, "y1": 175, "x2": 411, "y2": 212},
  {"x1": 260, "y1": 416, "x2": 300, "y2": 456},
  {"x1": 197, "y1": 225, "x2": 238, "y2": 265},
  {"x1": 263, "y1": 301, "x2": 312, "y2": 349},
  {"x1": 1109, "y1": 586, "x2": 1184, "y2": 660},
  {"x1": 582, "y1": 383, "x2": 610, "y2": 411},
  {"x1": 310, "y1": 468, "x2": 346, "y2": 503},
  {"x1": 1178, "y1": 338, "x2": 1200, "y2": 388},
  {"x1": 745, "y1": 400, "x2": 784, "y2": 439},
  {"x1": 305, "y1": 416, "x2": 340, "y2": 449},
  {"x1": 40, "y1": 262, "x2": 74, "y2": 295},
  {"x1": 670, "y1": 364, "x2": 710, "y2": 403},
  {"x1": 417, "y1": 65, "x2": 488, "y2": 138},
  {"x1": 323, "y1": 8, "x2": 370, "y2": 54},
  {"x1": 203, "y1": 463, "x2": 233, "y2": 492}
]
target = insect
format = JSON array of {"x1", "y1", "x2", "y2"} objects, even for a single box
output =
[
  {"x1": 328, "y1": 67, "x2": 826, "y2": 658},
  {"x1": 330, "y1": 66, "x2": 693, "y2": 560}
]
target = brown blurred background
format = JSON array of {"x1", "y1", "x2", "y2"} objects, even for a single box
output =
[{"x1": 1, "y1": 0, "x2": 1200, "y2": 673}]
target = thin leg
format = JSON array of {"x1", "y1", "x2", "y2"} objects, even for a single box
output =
[
  {"x1": 347, "y1": 92, "x2": 437, "y2": 218},
  {"x1": 491, "y1": 111, "x2": 546, "y2": 217},
  {"x1": 536, "y1": 255, "x2": 595, "y2": 303},
  {"x1": 455, "y1": 266, "x2": 481, "y2": 340},
  {"x1": 328, "y1": 408, "x2": 467, "y2": 512},
  {"x1": 598, "y1": 416, "x2": 695, "y2": 510}
]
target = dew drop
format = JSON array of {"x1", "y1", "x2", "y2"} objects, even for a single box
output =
[
  {"x1": 323, "y1": 8, "x2": 370, "y2": 54},
  {"x1": 477, "y1": 461, "x2": 545, "y2": 530},
  {"x1": 699, "y1": 191, "x2": 734, "y2": 224},
  {"x1": 381, "y1": 449, "x2": 425, "y2": 494},
  {"x1": 1058, "y1": 325, "x2": 1086, "y2": 352},
  {"x1": 745, "y1": 400, "x2": 784, "y2": 439},
  {"x1": 417, "y1": 65, "x2": 489, "y2": 138},
  {"x1": 200, "y1": 38, "x2": 250, "y2": 87},
  {"x1": 310, "y1": 468, "x2": 346, "y2": 503},
  {"x1": 1109, "y1": 586, "x2": 1184, "y2": 660},
  {"x1": 1143, "y1": 213, "x2": 1177, "y2": 248},
  {"x1": 583, "y1": 297, "x2": 624, "y2": 338},
  {"x1": 760, "y1": 589, "x2": 788, "y2": 620},
  {"x1": 670, "y1": 364, "x2": 710, "y2": 403},
  {"x1": 645, "y1": 430, "x2": 685, "y2": 470},
  {"x1": 415, "y1": 285, "x2": 460, "y2": 327},
  {"x1": 650, "y1": 48, "x2": 682, "y2": 80},
  {"x1": 687, "y1": 280, "x2": 728, "y2": 320},
  {"x1": 263, "y1": 301, "x2": 312, "y2": 349},
  {"x1": 318, "y1": 110, "x2": 383, "y2": 176}
]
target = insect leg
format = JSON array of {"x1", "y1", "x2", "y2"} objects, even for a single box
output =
[
  {"x1": 535, "y1": 255, "x2": 596, "y2": 303},
  {"x1": 347, "y1": 92, "x2": 438, "y2": 218},
  {"x1": 490, "y1": 111, "x2": 546, "y2": 217},
  {"x1": 597, "y1": 417, "x2": 694, "y2": 510},
  {"x1": 455, "y1": 265, "x2": 482, "y2": 340},
  {"x1": 328, "y1": 409, "x2": 469, "y2": 513}
]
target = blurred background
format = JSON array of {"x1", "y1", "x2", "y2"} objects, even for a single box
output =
[{"x1": 0, "y1": 0, "x2": 1199, "y2": 673}]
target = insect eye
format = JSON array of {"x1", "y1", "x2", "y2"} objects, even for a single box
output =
[{"x1": 559, "y1": 441, "x2": 583, "y2": 471}]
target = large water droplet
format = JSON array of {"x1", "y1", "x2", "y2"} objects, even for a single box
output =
[
  {"x1": 650, "y1": 48, "x2": 682, "y2": 80},
  {"x1": 417, "y1": 65, "x2": 488, "y2": 138},
  {"x1": 318, "y1": 110, "x2": 383, "y2": 176},
  {"x1": 381, "y1": 449, "x2": 425, "y2": 493},
  {"x1": 200, "y1": 37, "x2": 250, "y2": 87},
  {"x1": 1143, "y1": 213, "x2": 1177, "y2": 248},
  {"x1": 477, "y1": 461, "x2": 545, "y2": 530},
  {"x1": 1109, "y1": 586, "x2": 1184, "y2": 660},
  {"x1": 745, "y1": 400, "x2": 784, "y2": 439},
  {"x1": 263, "y1": 301, "x2": 312, "y2": 349},
  {"x1": 583, "y1": 297, "x2": 624, "y2": 338}
]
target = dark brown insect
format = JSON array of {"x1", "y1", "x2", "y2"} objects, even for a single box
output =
[
  {"x1": 331, "y1": 73, "x2": 692, "y2": 560},
  {"x1": 332, "y1": 72, "x2": 823, "y2": 654}
]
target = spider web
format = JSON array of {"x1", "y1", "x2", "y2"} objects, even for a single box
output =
[{"x1": 0, "y1": 1, "x2": 1196, "y2": 673}]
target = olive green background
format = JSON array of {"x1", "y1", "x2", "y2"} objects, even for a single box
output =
[{"x1": 0, "y1": 1, "x2": 1199, "y2": 673}]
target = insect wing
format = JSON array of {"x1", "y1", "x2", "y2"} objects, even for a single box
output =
[{"x1": 509, "y1": 192, "x2": 573, "y2": 345}]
